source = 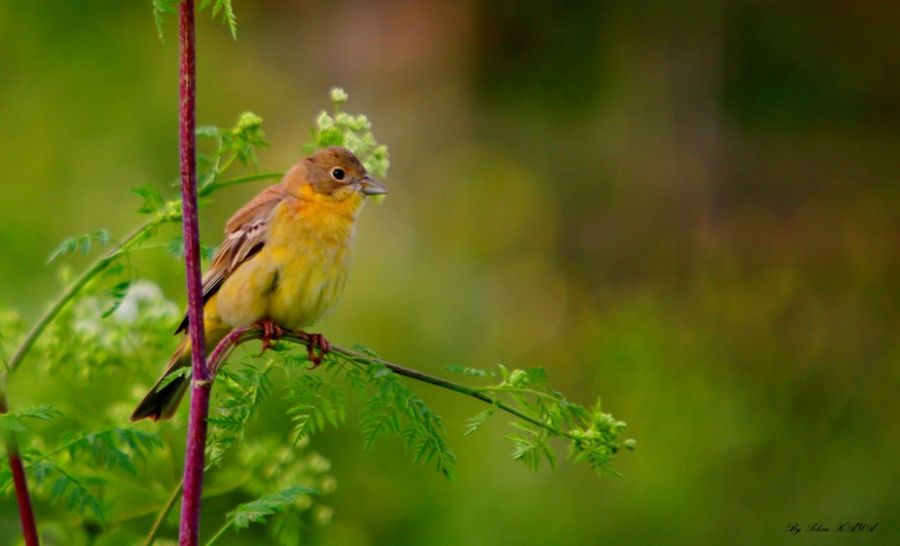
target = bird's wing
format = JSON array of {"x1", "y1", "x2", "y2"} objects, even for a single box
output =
[{"x1": 175, "y1": 184, "x2": 287, "y2": 334}]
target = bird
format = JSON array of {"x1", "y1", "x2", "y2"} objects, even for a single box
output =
[{"x1": 130, "y1": 146, "x2": 386, "y2": 421}]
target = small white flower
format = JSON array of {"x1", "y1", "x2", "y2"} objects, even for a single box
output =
[
  {"x1": 329, "y1": 87, "x2": 348, "y2": 105},
  {"x1": 114, "y1": 280, "x2": 179, "y2": 323}
]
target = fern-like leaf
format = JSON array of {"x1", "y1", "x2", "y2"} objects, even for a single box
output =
[
  {"x1": 0, "y1": 405, "x2": 62, "y2": 433},
  {"x1": 228, "y1": 485, "x2": 317, "y2": 530}
]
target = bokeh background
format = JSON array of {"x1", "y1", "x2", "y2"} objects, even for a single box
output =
[{"x1": 2, "y1": 1, "x2": 899, "y2": 545}]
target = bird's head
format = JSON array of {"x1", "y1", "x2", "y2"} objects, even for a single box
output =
[{"x1": 287, "y1": 146, "x2": 386, "y2": 203}]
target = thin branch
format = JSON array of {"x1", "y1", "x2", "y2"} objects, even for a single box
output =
[
  {"x1": 176, "y1": 1, "x2": 210, "y2": 545},
  {"x1": 142, "y1": 480, "x2": 182, "y2": 546},
  {"x1": 202, "y1": 171, "x2": 284, "y2": 194},
  {"x1": 204, "y1": 326, "x2": 572, "y2": 440},
  {"x1": 202, "y1": 520, "x2": 231, "y2": 546}
]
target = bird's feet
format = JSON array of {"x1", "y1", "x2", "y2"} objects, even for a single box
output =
[
  {"x1": 304, "y1": 332, "x2": 331, "y2": 368},
  {"x1": 257, "y1": 319, "x2": 284, "y2": 356}
]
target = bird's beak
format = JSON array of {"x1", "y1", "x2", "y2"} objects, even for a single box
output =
[{"x1": 359, "y1": 175, "x2": 387, "y2": 196}]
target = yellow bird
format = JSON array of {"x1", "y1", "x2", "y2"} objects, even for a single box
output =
[{"x1": 131, "y1": 146, "x2": 386, "y2": 421}]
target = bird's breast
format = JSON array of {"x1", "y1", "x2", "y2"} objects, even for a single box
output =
[{"x1": 266, "y1": 205, "x2": 356, "y2": 329}]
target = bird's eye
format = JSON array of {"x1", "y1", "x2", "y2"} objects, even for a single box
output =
[{"x1": 331, "y1": 167, "x2": 345, "y2": 181}]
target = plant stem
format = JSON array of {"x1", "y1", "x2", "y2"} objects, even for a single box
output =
[
  {"x1": 202, "y1": 521, "x2": 231, "y2": 546},
  {"x1": 1, "y1": 391, "x2": 39, "y2": 546},
  {"x1": 176, "y1": 1, "x2": 210, "y2": 545},
  {"x1": 7, "y1": 450, "x2": 39, "y2": 545},
  {"x1": 140, "y1": 471, "x2": 251, "y2": 545},
  {"x1": 203, "y1": 327, "x2": 573, "y2": 441},
  {"x1": 330, "y1": 345, "x2": 570, "y2": 438},
  {"x1": 203, "y1": 171, "x2": 284, "y2": 194},
  {"x1": 143, "y1": 480, "x2": 183, "y2": 546}
]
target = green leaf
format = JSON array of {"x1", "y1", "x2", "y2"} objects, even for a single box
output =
[
  {"x1": 207, "y1": 364, "x2": 272, "y2": 466},
  {"x1": 524, "y1": 367, "x2": 548, "y2": 386},
  {"x1": 62, "y1": 428, "x2": 163, "y2": 476},
  {"x1": 48, "y1": 230, "x2": 112, "y2": 263},
  {"x1": 444, "y1": 364, "x2": 495, "y2": 378},
  {"x1": 464, "y1": 409, "x2": 493, "y2": 436},
  {"x1": 196, "y1": 125, "x2": 222, "y2": 140},
  {"x1": 203, "y1": 0, "x2": 238, "y2": 39},
  {"x1": 159, "y1": 0, "x2": 237, "y2": 40},
  {"x1": 32, "y1": 460, "x2": 106, "y2": 524},
  {"x1": 286, "y1": 375, "x2": 346, "y2": 444},
  {"x1": 0, "y1": 406, "x2": 62, "y2": 433},
  {"x1": 351, "y1": 363, "x2": 455, "y2": 478},
  {"x1": 101, "y1": 280, "x2": 133, "y2": 318},
  {"x1": 166, "y1": 238, "x2": 218, "y2": 262},
  {"x1": 151, "y1": 0, "x2": 178, "y2": 41},
  {"x1": 228, "y1": 486, "x2": 317, "y2": 530},
  {"x1": 132, "y1": 184, "x2": 165, "y2": 215}
]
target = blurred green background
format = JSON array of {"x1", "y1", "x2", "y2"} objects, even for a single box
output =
[{"x1": 2, "y1": 1, "x2": 899, "y2": 545}]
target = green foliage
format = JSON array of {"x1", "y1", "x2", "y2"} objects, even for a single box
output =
[
  {"x1": 206, "y1": 363, "x2": 273, "y2": 466},
  {"x1": 567, "y1": 401, "x2": 633, "y2": 475},
  {"x1": 286, "y1": 374, "x2": 346, "y2": 444},
  {"x1": 358, "y1": 363, "x2": 456, "y2": 478},
  {"x1": 151, "y1": 0, "x2": 177, "y2": 40},
  {"x1": 445, "y1": 363, "x2": 496, "y2": 378},
  {"x1": 276, "y1": 352, "x2": 457, "y2": 479},
  {"x1": 198, "y1": 111, "x2": 270, "y2": 195},
  {"x1": 59, "y1": 427, "x2": 163, "y2": 476},
  {"x1": 47, "y1": 229, "x2": 111, "y2": 263},
  {"x1": 37, "y1": 282, "x2": 178, "y2": 381},
  {"x1": 166, "y1": 237, "x2": 218, "y2": 262},
  {"x1": 455, "y1": 364, "x2": 633, "y2": 475},
  {"x1": 305, "y1": 88, "x2": 391, "y2": 178},
  {"x1": 200, "y1": 0, "x2": 238, "y2": 39},
  {"x1": 2, "y1": 427, "x2": 164, "y2": 525},
  {"x1": 208, "y1": 436, "x2": 335, "y2": 545},
  {"x1": 0, "y1": 405, "x2": 62, "y2": 433},
  {"x1": 132, "y1": 184, "x2": 167, "y2": 216},
  {"x1": 227, "y1": 485, "x2": 317, "y2": 530},
  {"x1": 153, "y1": 0, "x2": 238, "y2": 40},
  {"x1": 464, "y1": 409, "x2": 493, "y2": 437},
  {"x1": 30, "y1": 460, "x2": 105, "y2": 524}
]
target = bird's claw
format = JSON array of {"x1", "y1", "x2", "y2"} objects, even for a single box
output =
[
  {"x1": 306, "y1": 333, "x2": 331, "y2": 369},
  {"x1": 257, "y1": 319, "x2": 283, "y2": 356}
]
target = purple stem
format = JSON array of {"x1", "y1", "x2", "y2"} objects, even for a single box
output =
[
  {"x1": 175, "y1": 1, "x2": 209, "y2": 545},
  {"x1": 1, "y1": 393, "x2": 40, "y2": 546},
  {"x1": 7, "y1": 448, "x2": 39, "y2": 546}
]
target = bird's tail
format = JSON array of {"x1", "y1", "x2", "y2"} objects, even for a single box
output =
[{"x1": 130, "y1": 337, "x2": 192, "y2": 421}]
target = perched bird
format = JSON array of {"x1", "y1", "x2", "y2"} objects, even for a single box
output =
[{"x1": 131, "y1": 146, "x2": 386, "y2": 421}]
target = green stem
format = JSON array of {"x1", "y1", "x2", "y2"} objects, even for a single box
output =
[
  {"x1": 203, "y1": 171, "x2": 283, "y2": 194},
  {"x1": 333, "y1": 347, "x2": 573, "y2": 439},
  {"x1": 210, "y1": 328, "x2": 574, "y2": 441},
  {"x1": 203, "y1": 520, "x2": 231, "y2": 546},
  {"x1": 142, "y1": 480, "x2": 182, "y2": 546},
  {"x1": 475, "y1": 385, "x2": 562, "y2": 402},
  {"x1": 139, "y1": 473, "x2": 249, "y2": 545}
]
